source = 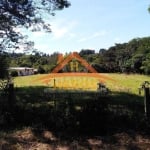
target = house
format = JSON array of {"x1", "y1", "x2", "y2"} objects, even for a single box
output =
[{"x1": 9, "y1": 67, "x2": 37, "y2": 76}]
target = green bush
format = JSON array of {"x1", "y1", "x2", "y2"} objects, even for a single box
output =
[
  {"x1": 38, "y1": 66, "x2": 45, "y2": 74},
  {"x1": 10, "y1": 70, "x2": 18, "y2": 77}
]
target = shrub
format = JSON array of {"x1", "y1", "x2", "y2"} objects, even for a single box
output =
[{"x1": 10, "y1": 70, "x2": 18, "y2": 77}]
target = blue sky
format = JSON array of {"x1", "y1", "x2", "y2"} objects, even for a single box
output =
[{"x1": 24, "y1": 0, "x2": 150, "y2": 54}]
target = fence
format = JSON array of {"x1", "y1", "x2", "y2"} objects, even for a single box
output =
[
  {"x1": 0, "y1": 83, "x2": 147, "y2": 132},
  {"x1": 139, "y1": 81, "x2": 150, "y2": 117}
]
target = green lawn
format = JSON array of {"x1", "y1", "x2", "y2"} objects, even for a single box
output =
[
  {"x1": 13, "y1": 74, "x2": 47, "y2": 87},
  {"x1": 13, "y1": 73, "x2": 150, "y2": 95},
  {"x1": 102, "y1": 73, "x2": 150, "y2": 94}
]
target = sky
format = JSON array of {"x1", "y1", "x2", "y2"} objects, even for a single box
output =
[{"x1": 23, "y1": 0, "x2": 150, "y2": 54}]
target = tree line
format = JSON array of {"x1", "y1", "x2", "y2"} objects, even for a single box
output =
[
  {"x1": 9, "y1": 51, "x2": 58, "y2": 74},
  {"x1": 1, "y1": 36, "x2": 150, "y2": 76},
  {"x1": 80, "y1": 37, "x2": 150, "y2": 74}
]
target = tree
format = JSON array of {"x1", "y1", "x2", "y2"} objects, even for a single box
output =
[
  {"x1": 0, "y1": 0, "x2": 70, "y2": 89},
  {"x1": 79, "y1": 49, "x2": 95, "y2": 56},
  {"x1": 0, "y1": 53, "x2": 9, "y2": 79},
  {"x1": 0, "y1": 52, "x2": 9, "y2": 90},
  {"x1": 0, "y1": 0, "x2": 70, "y2": 51},
  {"x1": 148, "y1": 6, "x2": 150, "y2": 13},
  {"x1": 141, "y1": 53, "x2": 150, "y2": 74}
]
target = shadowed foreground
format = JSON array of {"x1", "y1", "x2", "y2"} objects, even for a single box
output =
[
  {"x1": 1, "y1": 127, "x2": 150, "y2": 150},
  {"x1": 0, "y1": 86, "x2": 150, "y2": 149}
]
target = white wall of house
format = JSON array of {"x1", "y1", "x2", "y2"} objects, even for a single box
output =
[{"x1": 9, "y1": 67, "x2": 35, "y2": 76}]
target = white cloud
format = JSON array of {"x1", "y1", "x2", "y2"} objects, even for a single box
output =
[
  {"x1": 13, "y1": 27, "x2": 21, "y2": 32},
  {"x1": 50, "y1": 19, "x2": 78, "y2": 39},
  {"x1": 31, "y1": 31, "x2": 46, "y2": 37},
  {"x1": 114, "y1": 37, "x2": 122, "y2": 43},
  {"x1": 68, "y1": 33, "x2": 76, "y2": 38},
  {"x1": 21, "y1": 19, "x2": 78, "y2": 43},
  {"x1": 91, "y1": 31, "x2": 107, "y2": 38},
  {"x1": 34, "y1": 43, "x2": 50, "y2": 51},
  {"x1": 78, "y1": 30, "x2": 107, "y2": 43},
  {"x1": 78, "y1": 37, "x2": 87, "y2": 42},
  {"x1": 51, "y1": 26, "x2": 68, "y2": 39}
]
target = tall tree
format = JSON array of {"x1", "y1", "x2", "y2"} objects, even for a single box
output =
[
  {"x1": 0, "y1": 0, "x2": 70, "y2": 51},
  {"x1": 0, "y1": 52, "x2": 9, "y2": 90},
  {"x1": 0, "y1": 0, "x2": 70, "y2": 82}
]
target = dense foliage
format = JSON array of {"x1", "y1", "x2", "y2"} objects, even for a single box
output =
[
  {"x1": 82, "y1": 37, "x2": 150, "y2": 74},
  {"x1": 2, "y1": 36, "x2": 150, "y2": 75},
  {"x1": 0, "y1": 53, "x2": 9, "y2": 79},
  {"x1": 9, "y1": 51, "x2": 58, "y2": 74},
  {"x1": 0, "y1": 0, "x2": 70, "y2": 52}
]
